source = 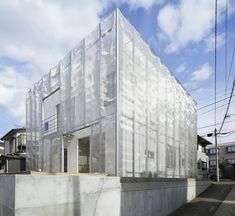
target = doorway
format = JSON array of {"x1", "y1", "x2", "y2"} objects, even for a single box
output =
[
  {"x1": 78, "y1": 137, "x2": 90, "y2": 173},
  {"x1": 64, "y1": 148, "x2": 67, "y2": 172}
]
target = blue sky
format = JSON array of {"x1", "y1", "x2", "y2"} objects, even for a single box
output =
[{"x1": 0, "y1": 0, "x2": 235, "y2": 143}]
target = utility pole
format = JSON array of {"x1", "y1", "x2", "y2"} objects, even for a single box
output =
[{"x1": 214, "y1": 128, "x2": 219, "y2": 182}]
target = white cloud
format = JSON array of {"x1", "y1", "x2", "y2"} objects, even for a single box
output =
[
  {"x1": 0, "y1": 0, "x2": 158, "y2": 125},
  {"x1": 0, "y1": 64, "x2": 38, "y2": 123},
  {"x1": 0, "y1": 0, "x2": 105, "y2": 124},
  {"x1": 111, "y1": 0, "x2": 163, "y2": 10},
  {"x1": 157, "y1": 0, "x2": 233, "y2": 54},
  {"x1": 125, "y1": 0, "x2": 163, "y2": 9},
  {"x1": 176, "y1": 63, "x2": 186, "y2": 74},
  {"x1": 228, "y1": 0, "x2": 235, "y2": 16},
  {"x1": 157, "y1": 5, "x2": 181, "y2": 42},
  {"x1": 190, "y1": 63, "x2": 213, "y2": 81},
  {"x1": 0, "y1": 0, "x2": 104, "y2": 63},
  {"x1": 204, "y1": 33, "x2": 225, "y2": 52}
]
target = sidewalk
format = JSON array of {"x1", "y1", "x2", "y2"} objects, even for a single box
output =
[{"x1": 213, "y1": 184, "x2": 235, "y2": 216}]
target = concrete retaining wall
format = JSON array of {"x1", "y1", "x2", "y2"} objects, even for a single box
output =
[
  {"x1": 0, "y1": 174, "x2": 121, "y2": 216},
  {"x1": 121, "y1": 178, "x2": 210, "y2": 216},
  {"x1": 0, "y1": 175, "x2": 15, "y2": 216},
  {"x1": 0, "y1": 174, "x2": 210, "y2": 216}
]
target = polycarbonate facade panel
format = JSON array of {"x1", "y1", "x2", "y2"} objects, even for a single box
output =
[
  {"x1": 117, "y1": 11, "x2": 197, "y2": 178},
  {"x1": 26, "y1": 12, "x2": 117, "y2": 173},
  {"x1": 26, "y1": 9, "x2": 197, "y2": 177}
]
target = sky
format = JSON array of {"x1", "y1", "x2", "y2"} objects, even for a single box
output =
[{"x1": 0, "y1": 0, "x2": 235, "y2": 144}]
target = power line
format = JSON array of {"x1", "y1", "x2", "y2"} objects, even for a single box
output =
[
  {"x1": 219, "y1": 130, "x2": 235, "y2": 136},
  {"x1": 200, "y1": 128, "x2": 235, "y2": 136},
  {"x1": 214, "y1": 0, "x2": 217, "y2": 127},
  {"x1": 220, "y1": 0, "x2": 229, "y2": 127},
  {"x1": 198, "y1": 119, "x2": 235, "y2": 130},
  {"x1": 198, "y1": 99, "x2": 235, "y2": 116},
  {"x1": 225, "y1": 0, "x2": 228, "y2": 98},
  {"x1": 225, "y1": 46, "x2": 235, "y2": 96},
  {"x1": 196, "y1": 90, "x2": 226, "y2": 103},
  {"x1": 197, "y1": 94, "x2": 235, "y2": 110},
  {"x1": 197, "y1": 91, "x2": 231, "y2": 105},
  {"x1": 200, "y1": 130, "x2": 235, "y2": 137},
  {"x1": 219, "y1": 45, "x2": 235, "y2": 125},
  {"x1": 218, "y1": 77, "x2": 235, "y2": 134},
  {"x1": 214, "y1": 0, "x2": 219, "y2": 182},
  {"x1": 205, "y1": 126, "x2": 235, "y2": 133}
]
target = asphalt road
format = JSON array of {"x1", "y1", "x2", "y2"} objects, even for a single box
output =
[{"x1": 169, "y1": 182, "x2": 235, "y2": 216}]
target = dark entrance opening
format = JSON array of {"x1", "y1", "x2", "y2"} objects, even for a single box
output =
[
  {"x1": 64, "y1": 148, "x2": 67, "y2": 172},
  {"x1": 78, "y1": 137, "x2": 90, "y2": 173}
]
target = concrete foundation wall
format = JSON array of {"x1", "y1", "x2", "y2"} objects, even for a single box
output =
[
  {"x1": 121, "y1": 178, "x2": 210, "y2": 216},
  {"x1": 14, "y1": 175, "x2": 120, "y2": 216},
  {"x1": 0, "y1": 174, "x2": 210, "y2": 216},
  {"x1": 0, "y1": 175, "x2": 15, "y2": 216}
]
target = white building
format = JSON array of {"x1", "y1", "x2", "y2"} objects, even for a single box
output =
[
  {"x1": 26, "y1": 9, "x2": 197, "y2": 178},
  {"x1": 197, "y1": 135, "x2": 211, "y2": 178}
]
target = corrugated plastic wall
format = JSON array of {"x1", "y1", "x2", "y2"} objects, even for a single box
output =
[
  {"x1": 26, "y1": 12, "x2": 117, "y2": 173},
  {"x1": 117, "y1": 11, "x2": 197, "y2": 178},
  {"x1": 26, "y1": 9, "x2": 197, "y2": 177}
]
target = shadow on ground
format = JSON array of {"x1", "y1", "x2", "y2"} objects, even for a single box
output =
[{"x1": 169, "y1": 183, "x2": 234, "y2": 216}]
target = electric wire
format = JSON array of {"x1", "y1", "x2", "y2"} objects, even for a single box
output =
[
  {"x1": 218, "y1": 77, "x2": 235, "y2": 134},
  {"x1": 225, "y1": 46, "x2": 235, "y2": 96},
  {"x1": 198, "y1": 99, "x2": 235, "y2": 116},
  {"x1": 225, "y1": 0, "x2": 228, "y2": 98},
  {"x1": 197, "y1": 91, "x2": 232, "y2": 106},
  {"x1": 196, "y1": 90, "x2": 228, "y2": 103},
  {"x1": 200, "y1": 128, "x2": 235, "y2": 136},
  {"x1": 219, "y1": 1, "x2": 229, "y2": 126},
  {"x1": 214, "y1": 0, "x2": 217, "y2": 132},
  {"x1": 197, "y1": 94, "x2": 235, "y2": 110},
  {"x1": 198, "y1": 119, "x2": 235, "y2": 130},
  {"x1": 200, "y1": 130, "x2": 235, "y2": 137}
]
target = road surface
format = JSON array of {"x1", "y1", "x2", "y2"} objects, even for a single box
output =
[{"x1": 169, "y1": 182, "x2": 235, "y2": 216}]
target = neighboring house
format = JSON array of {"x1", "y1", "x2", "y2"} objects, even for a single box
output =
[
  {"x1": 0, "y1": 128, "x2": 26, "y2": 173},
  {"x1": 0, "y1": 140, "x2": 4, "y2": 155},
  {"x1": 207, "y1": 142, "x2": 235, "y2": 171},
  {"x1": 197, "y1": 135, "x2": 211, "y2": 178},
  {"x1": 1, "y1": 128, "x2": 26, "y2": 155},
  {"x1": 0, "y1": 140, "x2": 4, "y2": 171},
  {"x1": 26, "y1": 9, "x2": 197, "y2": 178}
]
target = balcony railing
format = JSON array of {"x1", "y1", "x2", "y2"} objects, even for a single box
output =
[{"x1": 42, "y1": 114, "x2": 59, "y2": 135}]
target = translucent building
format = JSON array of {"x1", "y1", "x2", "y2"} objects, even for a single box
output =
[{"x1": 26, "y1": 9, "x2": 197, "y2": 178}]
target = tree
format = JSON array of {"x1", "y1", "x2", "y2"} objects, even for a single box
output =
[{"x1": 219, "y1": 160, "x2": 230, "y2": 170}]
